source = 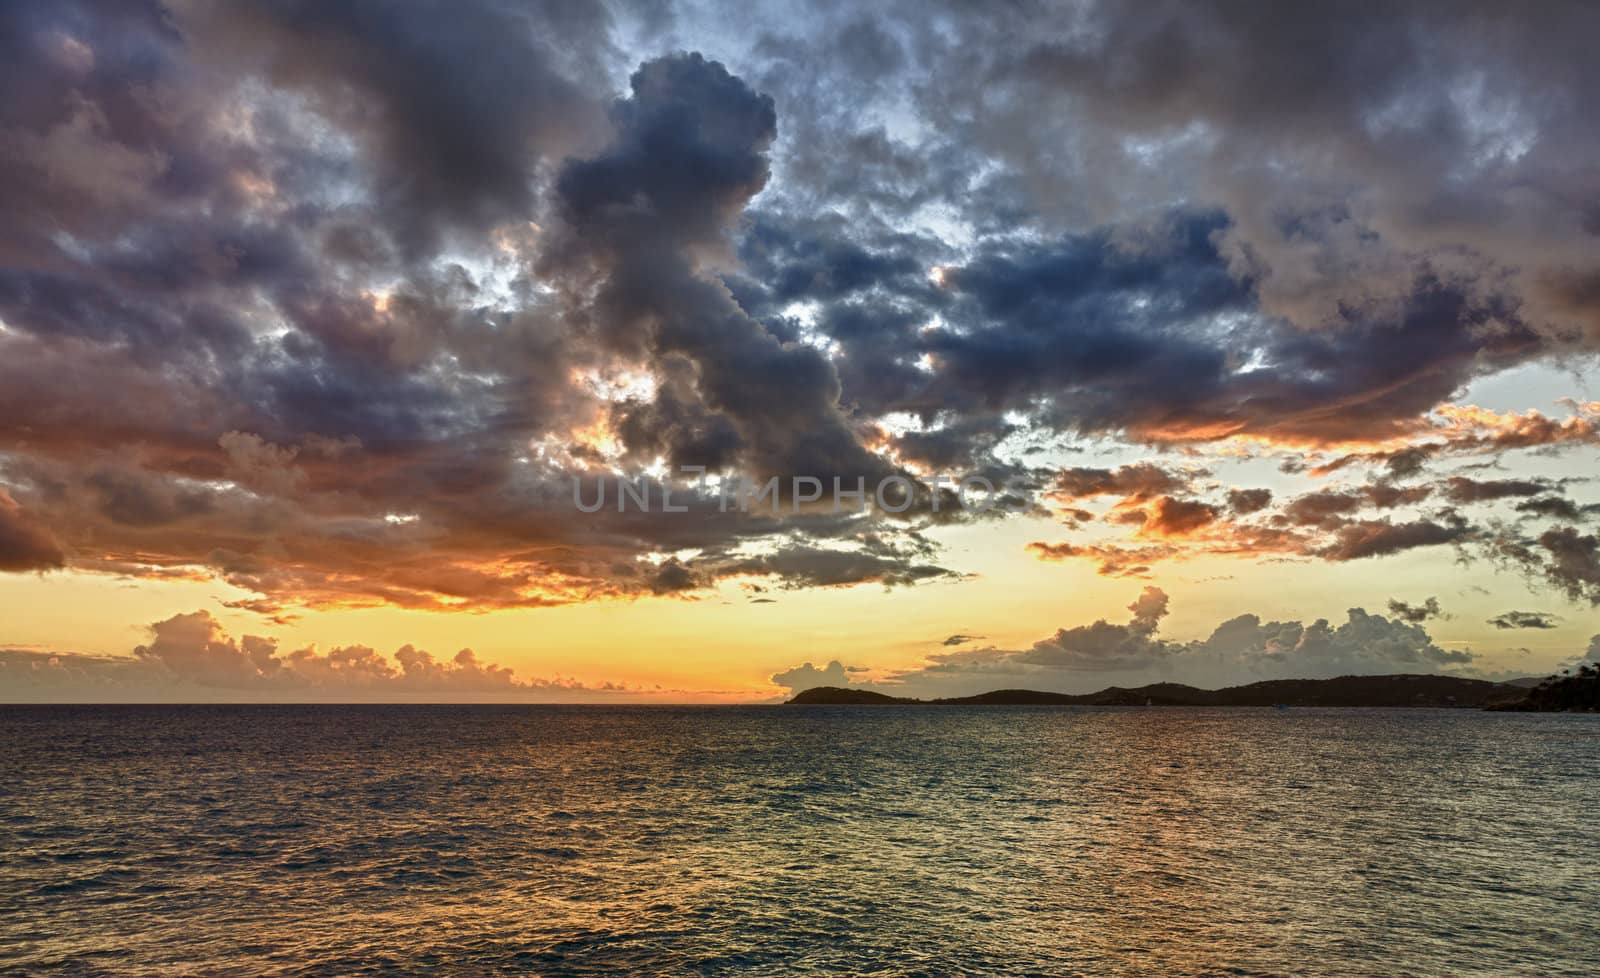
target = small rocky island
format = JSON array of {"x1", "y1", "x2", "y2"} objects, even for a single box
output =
[{"x1": 787, "y1": 673, "x2": 1556, "y2": 708}]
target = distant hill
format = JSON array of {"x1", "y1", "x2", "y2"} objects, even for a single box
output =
[
  {"x1": 786, "y1": 687, "x2": 910, "y2": 705},
  {"x1": 1490, "y1": 664, "x2": 1599, "y2": 712},
  {"x1": 787, "y1": 674, "x2": 1531, "y2": 708}
]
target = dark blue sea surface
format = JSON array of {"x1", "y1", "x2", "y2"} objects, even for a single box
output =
[{"x1": 1, "y1": 705, "x2": 1596, "y2": 976}]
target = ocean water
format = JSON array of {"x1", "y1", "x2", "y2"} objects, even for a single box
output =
[{"x1": 1, "y1": 706, "x2": 1596, "y2": 977}]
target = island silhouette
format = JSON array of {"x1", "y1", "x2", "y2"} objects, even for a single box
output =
[
  {"x1": 786, "y1": 673, "x2": 1574, "y2": 708},
  {"x1": 1488, "y1": 662, "x2": 1600, "y2": 712}
]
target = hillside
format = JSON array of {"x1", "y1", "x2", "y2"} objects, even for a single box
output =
[
  {"x1": 786, "y1": 687, "x2": 913, "y2": 705},
  {"x1": 1490, "y1": 664, "x2": 1599, "y2": 712},
  {"x1": 786, "y1": 674, "x2": 1529, "y2": 708}
]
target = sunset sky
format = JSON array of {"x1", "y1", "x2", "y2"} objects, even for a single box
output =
[{"x1": 4, "y1": 0, "x2": 1600, "y2": 702}]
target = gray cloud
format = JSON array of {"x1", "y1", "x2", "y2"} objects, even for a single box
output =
[
  {"x1": 1490, "y1": 525, "x2": 1600, "y2": 607},
  {"x1": 770, "y1": 659, "x2": 862, "y2": 695},
  {"x1": 1444, "y1": 477, "x2": 1555, "y2": 505},
  {"x1": 1226, "y1": 488, "x2": 1273, "y2": 515},
  {"x1": 1, "y1": 609, "x2": 647, "y2": 702},
  {"x1": 1487, "y1": 611, "x2": 1561, "y2": 630},
  {"x1": 1387, "y1": 596, "x2": 1446, "y2": 623},
  {"x1": 180, "y1": 0, "x2": 612, "y2": 255},
  {"x1": 2, "y1": 0, "x2": 1600, "y2": 620},
  {"x1": 1019, "y1": 586, "x2": 1173, "y2": 671},
  {"x1": 1316, "y1": 517, "x2": 1474, "y2": 562},
  {"x1": 0, "y1": 490, "x2": 64, "y2": 571},
  {"x1": 720, "y1": 543, "x2": 957, "y2": 590},
  {"x1": 778, "y1": 587, "x2": 1475, "y2": 699}
]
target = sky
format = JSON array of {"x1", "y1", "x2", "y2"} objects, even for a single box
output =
[{"x1": 4, "y1": 0, "x2": 1600, "y2": 702}]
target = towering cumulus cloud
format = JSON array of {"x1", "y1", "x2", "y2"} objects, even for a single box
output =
[
  {"x1": 0, "y1": 11, "x2": 943, "y2": 615},
  {"x1": 548, "y1": 54, "x2": 890, "y2": 484},
  {"x1": 0, "y1": 609, "x2": 664, "y2": 702},
  {"x1": 774, "y1": 588, "x2": 1478, "y2": 699}
]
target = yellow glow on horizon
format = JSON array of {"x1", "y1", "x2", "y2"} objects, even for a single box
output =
[{"x1": 1, "y1": 497, "x2": 1591, "y2": 702}]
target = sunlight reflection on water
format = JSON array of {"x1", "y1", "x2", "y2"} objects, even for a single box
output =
[{"x1": 1, "y1": 705, "x2": 1596, "y2": 976}]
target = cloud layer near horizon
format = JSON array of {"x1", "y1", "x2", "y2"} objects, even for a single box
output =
[
  {"x1": 0, "y1": 609, "x2": 667, "y2": 703},
  {"x1": 772, "y1": 587, "x2": 1591, "y2": 700},
  {"x1": 9, "y1": 589, "x2": 1586, "y2": 704}
]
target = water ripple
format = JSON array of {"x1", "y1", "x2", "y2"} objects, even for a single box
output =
[{"x1": 0, "y1": 705, "x2": 1596, "y2": 976}]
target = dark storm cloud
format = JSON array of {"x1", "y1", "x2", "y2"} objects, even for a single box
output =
[
  {"x1": 884, "y1": 416, "x2": 1020, "y2": 473},
  {"x1": 952, "y1": 250, "x2": 1528, "y2": 446},
  {"x1": 734, "y1": 211, "x2": 937, "y2": 310},
  {"x1": 1316, "y1": 517, "x2": 1473, "y2": 562},
  {"x1": 1487, "y1": 611, "x2": 1561, "y2": 631},
  {"x1": 1387, "y1": 597, "x2": 1446, "y2": 624},
  {"x1": 0, "y1": 1, "x2": 184, "y2": 255},
  {"x1": 1276, "y1": 484, "x2": 1438, "y2": 530},
  {"x1": 728, "y1": 211, "x2": 954, "y2": 420},
  {"x1": 727, "y1": 0, "x2": 1600, "y2": 600},
  {"x1": 714, "y1": 0, "x2": 1600, "y2": 479},
  {"x1": 85, "y1": 467, "x2": 217, "y2": 528},
  {"x1": 1488, "y1": 524, "x2": 1600, "y2": 608},
  {"x1": 1526, "y1": 528, "x2": 1600, "y2": 607},
  {"x1": 720, "y1": 543, "x2": 956, "y2": 590},
  {"x1": 1028, "y1": 481, "x2": 1482, "y2": 576},
  {"x1": 1280, "y1": 491, "x2": 1367, "y2": 529},
  {"x1": 0, "y1": 0, "x2": 590, "y2": 459},
  {"x1": 181, "y1": 0, "x2": 612, "y2": 254},
  {"x1": 1226, "y1": 488, "x2": 1273, "y2": 515},
  {"x1": 905, "y1": 1, "x2": 1600, "y2": 340},
  {"x1": 644, "y1": 557, "x2": 703, "y2": 596},
  {"x1": 1051, "y1": 463, "x2": 1197, "y2": 503},
  {"x1": 0, "y1": 490, "x2": 65, "y2": 571},
  {"x1": 1313, "y1": 408, "x2": 1600, "y2": 477},
  {"x1": 736, "y1": 203, "x2": 1537, "y2": 451},
  {"x1": 1362, "y1": 484, "x2": 1436, "y2": 509},
  {"x1": 607, "y1": 358, "x2": 745, "y2": 470},
  {"x1": 4, "y1": 0, "x2": 1600, "y2": 616},
  {"x1": 1443, "y1": 477, "x2": 1554, "y2": 504},
  {"x1": 1515, "y1": 496, "x2": 1589, "y2": 522},
  {"x1": 1144, "y1": 497, "x2": 1221, "y2": 538},
  {"x1": 545, "y1": 52, "x2": 892, "y2": 486},
  {"x1": 0, "y1": 10, "x2": 968, "y2": 612}
]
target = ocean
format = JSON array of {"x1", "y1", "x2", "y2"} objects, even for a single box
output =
[{"x1": 1, "y1": 705, "x2": 1596, "y2": 976}]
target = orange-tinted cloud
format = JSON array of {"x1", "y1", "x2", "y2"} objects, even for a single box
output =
[
  {"x1": 0, "y1": 490, "x2": 64, "y2": 571},
  {"x1": 0, "y1": 609, "x2": 714, "y2": 702}
]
